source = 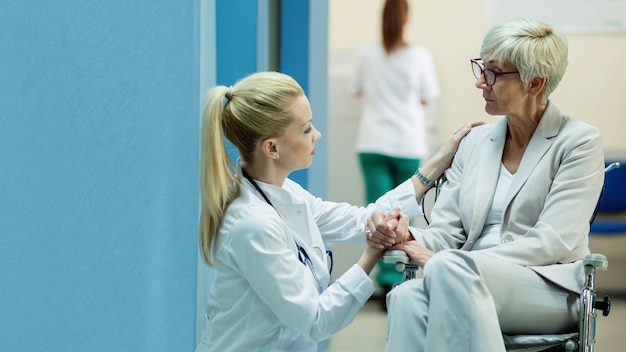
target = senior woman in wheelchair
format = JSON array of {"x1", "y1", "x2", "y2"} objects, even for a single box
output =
[{"x1": 365, "y1": 18, "x2": 605, "y2": 351}]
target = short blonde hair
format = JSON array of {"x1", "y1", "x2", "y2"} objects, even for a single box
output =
[
  {"x1": 199, "y1": 71, "x2": 304, "y2": 265},
  {"x1": 481, "y1": 18, "x2": 568, "y2": 102}
]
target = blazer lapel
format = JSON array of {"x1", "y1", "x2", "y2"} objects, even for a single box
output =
[
  {"x1": 470, "y1": 118, "x2": 507, "y2": 237},
  {"x1": 504, "y1": 101, "x2": 563, "y2": 209}
]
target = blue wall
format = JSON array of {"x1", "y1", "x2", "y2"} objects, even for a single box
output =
[
  {"x1": 0, "y1": 0, "x2": 329, "y2": 350},
  {"x1": 211, "y1": 0, "x2": 328, "y2": 192},
  {"x1": 215, "y1": 0, "x2": 261, "y2": 163},
  {"x1": 282, "y1": 0, "x2": 329, "y2": 198},
  {"x1": 0, "y1": 1, "x2": 199, "y2": 350},
  {"x1": 216, "y1": 0, "x2": 259, "y2": 85}
]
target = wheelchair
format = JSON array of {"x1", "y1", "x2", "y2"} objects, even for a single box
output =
[
  {"x1": 383, "y1": 250, "x2": 610, "y2": 352},
  {"x1": 382, "y1": 162, "x2": 619, "y2": 352}
]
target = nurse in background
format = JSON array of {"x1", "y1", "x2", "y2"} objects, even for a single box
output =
[
  {"x1": 196, "y1": 71, "x2": 479, "y2": 351},
  {"x1": 353, "y1": 0, "x2": 440, "y2": 298}
]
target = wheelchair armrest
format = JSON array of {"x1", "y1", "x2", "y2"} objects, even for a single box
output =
[
  {"x1": 382, "y1": 249, "x2": 410, "y2": 265},
  {"x1": 382, "y1": 249, "x2": 420, "y2": 281}
]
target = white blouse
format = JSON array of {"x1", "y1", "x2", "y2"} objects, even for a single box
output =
[{"x1": 473, "y1": 164, "x2": 514, "y2": 250}]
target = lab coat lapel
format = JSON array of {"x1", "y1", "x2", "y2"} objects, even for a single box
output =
[
  {"x1": 268, "y1": 184, "x2": 330, "y2": 289},
  {"x1": 470, "y1": 118, "x2": 507, "y2": 237}
]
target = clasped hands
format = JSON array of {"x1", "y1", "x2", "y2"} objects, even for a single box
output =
[{"x1": 365, "y1": 207, "x2": 434, "y2": 267}]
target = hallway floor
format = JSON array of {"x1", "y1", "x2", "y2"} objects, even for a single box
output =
[{"x1": 328, "y1": 294, "x2": 626, "y2": 352}]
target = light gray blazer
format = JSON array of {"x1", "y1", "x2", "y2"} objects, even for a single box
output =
[{"x1": 412, "y1": 101, "x2": 605, "y2": 292}]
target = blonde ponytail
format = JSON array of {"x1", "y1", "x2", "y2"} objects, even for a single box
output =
[
  {"x1": 198, "y1": 72, "x2": 304, "y2": 265},
  {"x1": 199, "y1": 86, "x2": 240, "y2": 265}
]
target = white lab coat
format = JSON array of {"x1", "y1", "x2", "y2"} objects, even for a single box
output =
[{"x1": 196, "y1": 177, "x2": 421, "y2": 352}]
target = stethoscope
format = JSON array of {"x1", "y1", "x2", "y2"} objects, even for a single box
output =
[{"x1": 241, "y1": 168, "x2": 332, "y2": 292}]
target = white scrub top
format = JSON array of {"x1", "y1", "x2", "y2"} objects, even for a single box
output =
[
  {"x1": 196, "y1": 177, "x2": 421, "y2": 352},
  {"x1": 354, "y1": 43, "x2": 440, "y2": 159}
]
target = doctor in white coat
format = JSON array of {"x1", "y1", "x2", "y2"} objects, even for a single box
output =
[
  {"x1": 380, "y1": 18, "x2": 605, "y2": 352},
  {"x1": 196, "y1": 71, "x2": 479, "y2": 352}
]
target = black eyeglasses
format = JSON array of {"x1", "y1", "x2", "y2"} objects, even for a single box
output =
[{"x1": 471, "y1": 58, "x2": 519, "y2": 86}]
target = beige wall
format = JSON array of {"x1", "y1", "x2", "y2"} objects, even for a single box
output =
[{"x1": 325, "y1": 0, "x2": 626, "y2": 286}]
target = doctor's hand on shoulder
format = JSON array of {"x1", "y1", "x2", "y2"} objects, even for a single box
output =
[{"x1": 416, "y1": 122, "x2": 484, "y2": 186}]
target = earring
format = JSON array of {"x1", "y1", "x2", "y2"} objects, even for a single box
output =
[{"x1": 275, "y1": 154, "x2": 280, "y2": 160}]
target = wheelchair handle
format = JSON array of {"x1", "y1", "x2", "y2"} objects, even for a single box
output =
[
  {"x1": 604, "y1": 161, "x2": 621, "y2": 173},
  {"x1": 583, "y1": 253, "x2": 608, "y2": 271}
]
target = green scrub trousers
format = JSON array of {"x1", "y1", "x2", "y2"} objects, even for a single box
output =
[{"x1": 359, "y1": 152, "x2": 420, "y2": 308}]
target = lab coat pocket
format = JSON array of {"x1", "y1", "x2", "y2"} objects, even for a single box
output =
[{"x1": 197, "y1": 315, "x2": 212, "y2": 349}]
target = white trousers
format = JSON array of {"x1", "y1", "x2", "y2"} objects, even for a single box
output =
[{"x1": 385, "y1": 250, "x2": 579, "y2": 352}]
